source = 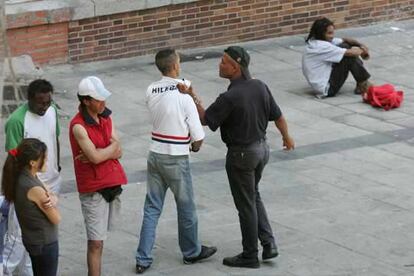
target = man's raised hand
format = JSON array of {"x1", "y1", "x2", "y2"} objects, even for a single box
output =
[{"x1": 177, "y1": 83, "x2": 193, "y2": 95}]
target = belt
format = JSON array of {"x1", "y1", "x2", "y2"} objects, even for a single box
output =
[{"x1": 227, "y1": 138, "x2": 266, "y2": 149}]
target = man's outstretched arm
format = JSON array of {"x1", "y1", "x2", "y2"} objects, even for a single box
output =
[{"x1": 177, "y1": 83, "x2": 207, "y2": 125}]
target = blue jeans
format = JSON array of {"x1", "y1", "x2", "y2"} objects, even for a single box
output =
[
  {"x1": 136, "y1": 152, "x2": 201, "y2": 267},
  {"x1": 25, "y1": 241, "x2": 59, "y2": 276}
]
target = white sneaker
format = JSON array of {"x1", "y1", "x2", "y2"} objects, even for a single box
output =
[{"x1": 315, "y1": 94, "x2": 327, "y2": 99}]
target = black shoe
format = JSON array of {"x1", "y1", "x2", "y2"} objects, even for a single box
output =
[
  {"x1": 222, "y1": 253, "x2": 260, "y2": 268},
  {"x1": 262, "y1": 242, "x2": 279, "y2": 260},
  {"x1": 136, "y1": 264, "x2": 150, "y2": 274},
  {"x1": 183, "y1": 245, "x2": 217, "y2": 264}
]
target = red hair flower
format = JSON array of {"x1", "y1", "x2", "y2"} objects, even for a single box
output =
[{"x1": 8, "y1": 148, "x2": 19, "y2": 157}]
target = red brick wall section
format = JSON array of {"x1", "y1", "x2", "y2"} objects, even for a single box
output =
[
  {"x1": 56, "y1": 0, "x2": 414, "y2": 63},
  {"x1": 7, "y1": 22, "x2": 69, "y2": 64},
  {"x1": 5, "y1": 7, "x2": 71, "y2": 65}
]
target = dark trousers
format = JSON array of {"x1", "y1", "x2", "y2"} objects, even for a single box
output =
[
  {"x1": 328, "y1": 43, "x2": 371, "y2": 97},
  {"x1": 26, "y1": 241, "x2": 59, "y2": 276},
  {"x1": 225, "y1": 140, "x2": 275, "y2": 259}
]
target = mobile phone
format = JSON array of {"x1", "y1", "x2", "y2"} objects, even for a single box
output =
[{"x1": 181, "y1": 79, "x2": 191, "y2": 88}]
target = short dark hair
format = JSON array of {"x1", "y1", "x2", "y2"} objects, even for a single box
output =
[
  {"x1": 305, "y1": 17, "x2": 334, "y2": 43},
  {"x1": 155, "y1": 49, "x2": 179, "y2": 74},
  {"x1": 27, "y1": 79, "x2": 53, "y2": 100}
]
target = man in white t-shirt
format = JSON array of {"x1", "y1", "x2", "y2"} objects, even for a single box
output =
[
  {"x1": 302, "y1": 17, "x2": 372, "y2": 98},
  {"x1": 135, "y1": 49, "x2": 217, "y2": 274},
  {"x1": 3, "y1": 79, "x2": 61, "y2": 275}
]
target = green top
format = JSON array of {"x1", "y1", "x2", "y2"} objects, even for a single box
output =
[{"x1": 4, "y1": 103, "x2": 60, "y2": 151}]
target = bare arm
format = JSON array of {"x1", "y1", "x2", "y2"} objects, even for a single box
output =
[
  {"x1": 177, "y1": 83, "x2": 207, "y2": 125},
  {"x1": 57, "y1": 138, "x2": 61, "y2": 172},
  {"x1": 42, "y1": 184, "x2": 59, "y2": 210},
  {"x1": 194, "y1": 100, "x2": 207, "y2": 125},
  {"x1": 110, "y1": 121, "x2": 122, "y2": 159},
  {"x1": 343, "y1": 37, "x2": 369, "y2": 58},
  {"x1": 72, "y1": 124, "x2": 121, "y2": 164},
  {"x1": 274, "y1": 115, "x2": 295, "y2": 150},
  {"x1": 190, "y1": 140, "x2": 203, "y2": 152},
  {"x1": 27, "y1": 186, "x2": 61, "y2": 225},
  {"x1": 344, "y1": 47, "x2": 364, "y2": 57},
  {"x1": 342, "y1": 37, "x2": 364, "y2": 47}
]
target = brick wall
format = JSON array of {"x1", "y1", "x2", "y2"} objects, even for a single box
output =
[
  {"x1": 68, "y1": 0, "x2": 414, "y2": 63},
  {"x1": 7, "y1": 23, "x2": 68, "y2": 64},
  {"x1": 5, "y1": 7, "x2": 71, "y2": 64}
]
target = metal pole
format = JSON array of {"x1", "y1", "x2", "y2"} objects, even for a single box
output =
[
  {"x1": 1, "y1": 0, "x2": 20, "y2": 118},
  {"x1": 0, "y1": 0, "x2": 5, "y2": 115}
]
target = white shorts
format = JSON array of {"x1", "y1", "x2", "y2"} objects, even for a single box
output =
[{"x1": 79, "y1": 192, "x2": 121, "y2": 241}]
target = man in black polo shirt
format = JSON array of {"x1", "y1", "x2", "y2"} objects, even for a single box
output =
[{"x1": 178, "y1": 46, "x2": 295, "y2": 268}]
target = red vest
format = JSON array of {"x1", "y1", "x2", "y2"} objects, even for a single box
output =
[{"x1": 69, "y1": 110, "x2": 127, "y2": 193}]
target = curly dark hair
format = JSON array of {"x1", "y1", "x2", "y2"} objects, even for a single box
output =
[{"x1": 305, "y1": 17, "x2": 334, "y2": 43}]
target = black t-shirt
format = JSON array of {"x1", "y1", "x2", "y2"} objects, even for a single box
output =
[{"x1": 205, "y1": 78, "x2": 282, "y2": 146}]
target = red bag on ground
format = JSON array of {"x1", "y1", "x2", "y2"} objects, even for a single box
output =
[{"x1": 363, "y1": 84, "x2": 403, "y2": 110}]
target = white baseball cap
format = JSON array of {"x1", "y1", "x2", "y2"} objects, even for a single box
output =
[{"x1": 78, "y1": 76, "x2": 111, "y2": 101}]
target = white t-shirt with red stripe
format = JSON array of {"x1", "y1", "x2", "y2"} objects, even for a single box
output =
[{"x1": 147, "y1": 76, "x2": 205, "y2": 155}]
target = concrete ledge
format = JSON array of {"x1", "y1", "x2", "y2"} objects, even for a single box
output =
[
  {"x1": 6, "y1": 0, "x2": 71, "y2": 28},
  {"x1": 79, "y1": 0, "x2": 198, "y2": 20},
  {"x1": 6, "y1": 9, "x2": 71, "y2": 28},
  {"x1": 67, "y1": 1, "x2": 92, "y2": 21},
  {"x1": 5, "y1": 0, "x2": 199, "y2": 24}
]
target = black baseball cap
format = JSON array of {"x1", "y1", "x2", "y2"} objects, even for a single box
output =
[{"x1": 224, "y1": 46, "x2": 252, "y2": 80}]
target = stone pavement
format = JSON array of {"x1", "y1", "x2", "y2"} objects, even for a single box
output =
[{"x1": 2, "y1": 19, "x2": 414, "y2": 275}]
